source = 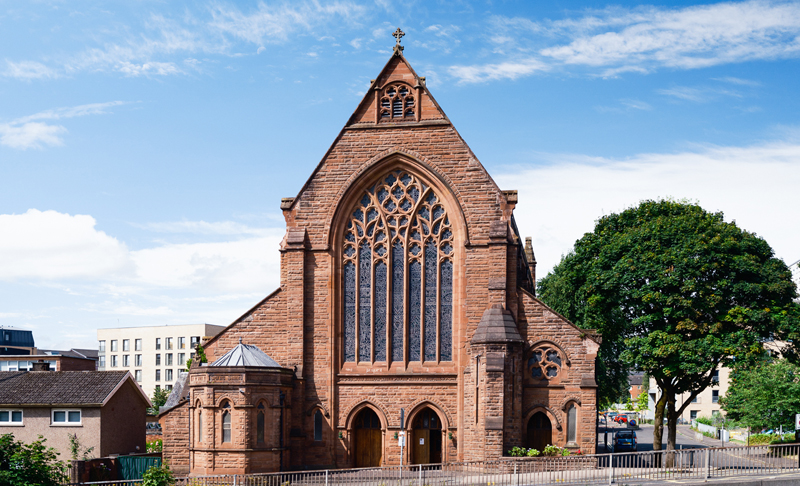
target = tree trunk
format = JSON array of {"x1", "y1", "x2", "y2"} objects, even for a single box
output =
[
  {"x1": 653, "y1": 390, "x2": 668, "y2": 452},
  {"x1": 666, "y1": 394, "x2": 678, "y2": 467},
  {"x1": 667, "y1": 395, "x2": 677, "y2": 451}
]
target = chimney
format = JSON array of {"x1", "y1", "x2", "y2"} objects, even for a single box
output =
[{"x1": 32, "y1": 360, "x2": 51, "y2": 371}]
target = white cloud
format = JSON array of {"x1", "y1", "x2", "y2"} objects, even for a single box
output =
[
  {"x1": 0, "y1": 122, "x2": 67, "y2": 149},
  {"x1": 0, "y1": 210, "x2": 283, "y2": 294},
  {"x1": 713, "y1": 76, "x2": 762, "y2": 87},
  {"x1": 0, "y1": 210, "x2": 132, "y2": 280},
  {"x1": 495, "y1": 139, "x2": 800, "y2": 279},
  {"x1": 0, "y1": 101, "x2": 127, "y2": 150},
  {"x1": 208, "y1": 1, "x2": 365, "y2": 45},
  {"x1": 3, "y1": 60, "x2": 57, "y2": 80},
  {"x1": 463, "y1": 1, "x2": 800, "y2": 82},
  {"x1": 656, "y1": 86, "x2": 741, "y2": 102},
  {"x1": 449, "y1": 58, "x2": 549, "y2": 84}
]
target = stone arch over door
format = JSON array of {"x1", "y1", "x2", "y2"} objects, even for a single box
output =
[
  {"x1": 406, "y1": 402, "x2": 448, "y2": 465},
  {"x1": 352, "y1": 407, "x2": 383, "y2": 467},
  {"x1": 523, "y1": 406, "x2": 561, "y2": 451},
  {"x1": 330, "y1": 156, "x2": 467, "y2": 370}
]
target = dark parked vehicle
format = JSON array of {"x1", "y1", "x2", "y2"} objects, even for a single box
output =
[{"x1": 612, "y1": 430, "x2": 637, "y2": 452}]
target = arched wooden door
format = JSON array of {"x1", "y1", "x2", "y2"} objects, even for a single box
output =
[
  {"x1": 526, "y1": 412, "x2": 552, "y2": 451},
  {"x1": 354, "y1": 408, "x2": 382, "y2": 467},
  {"x1": 412, "y1": 408, "x2": 443, "y2": 464}
]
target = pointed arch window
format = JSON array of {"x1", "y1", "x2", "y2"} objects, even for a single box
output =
[
  {"x1": 256, "y1": 403, "x2": 266, "y2": 444},
  {"x1": 314, "y1": 410, "x2": 323, "y2": 442},
  {"x1": 343, "y1": 170, "x2": 454, "y2": 364},
  {"x1": 197, "y1": 407, "x2": 203, "y2": 443},
  {"x1": 567, "y1": 403, "x2": 577, "y2": 444},
  {"x1": 379, "y1": 84, "x2": 416, "y2": 121},
  {"x1": 221, "y1": 401, "x2": 232, "y2": 443}
]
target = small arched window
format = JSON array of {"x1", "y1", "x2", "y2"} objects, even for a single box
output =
[
  {"x1": 314, "y1": 410, "x2": 323, "y2": 442},
  {"x1": 257, "y1": 403, "x2": 265, "y2": 444},
  {"x1": 567, "y1": 403, "x2": 577, "y2": 444},
  {"x1": 197, "y1": 408, "x2": 203, "y2": 443},
  {"x1": 221, "y1": 401, "x2": 232, "y2": 443}
]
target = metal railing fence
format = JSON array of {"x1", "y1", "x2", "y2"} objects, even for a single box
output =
[{"x1": 67, "y1": 442, "x2": 800, "y2": 486}]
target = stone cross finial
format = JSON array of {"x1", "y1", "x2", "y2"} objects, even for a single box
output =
[{"x1": 393, "y1": 28, "x2": 405, "y2": 46}]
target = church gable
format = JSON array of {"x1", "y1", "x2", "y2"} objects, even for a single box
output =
[{"x1": 348, "y1": 54, "x2": 447, "y2": 126}]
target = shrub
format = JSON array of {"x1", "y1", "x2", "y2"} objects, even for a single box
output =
[
  {"x1": 526, "y1": 448, "x2": 540, "y2": 457},
  {"x1": 142, "y1": 464, "x2": 174, "y2": 486},
  {"x1": 0, "y1": 434, "x2": 68, "y2": 486},
  {"x1": 696, "y1": 416, "x2": 715, "y2": 426}
]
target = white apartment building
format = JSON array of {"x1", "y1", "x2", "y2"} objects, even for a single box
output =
[
  {"x1": 97, "y1": 324, "x2": 225, "y2": 398},
  {"x1": 646, "y1": 367, "x2": 729, "y2": 422}
]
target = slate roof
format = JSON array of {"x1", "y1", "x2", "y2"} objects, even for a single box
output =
[
  {"x1": 0, "y1": 371, "x2": 135, "y2": 406},
  {"x1": 162, "y1": 371, "x2": 190, "y2": 412},
  {"x1": 628, "y1": 373, "x2": 644, "y2": 386},
  {"x1": 471, "y1": 304, "x2": 523, "y2": 344},
  {"x1": 210, "y1": 340, "x2": 281, "y2": 368}
]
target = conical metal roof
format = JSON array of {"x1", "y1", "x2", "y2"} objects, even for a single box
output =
[{"x1": 210, "y1": 339, "x2": 282, "y2": 368}]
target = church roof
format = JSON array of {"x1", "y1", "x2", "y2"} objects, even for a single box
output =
[{"x1": 209, "y1": 339, "x2": 282, "y2": 368}]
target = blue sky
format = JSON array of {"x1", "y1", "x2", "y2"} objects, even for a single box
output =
[{"x1": 1, "y1": 0, "x2": 799, "y2": 349}]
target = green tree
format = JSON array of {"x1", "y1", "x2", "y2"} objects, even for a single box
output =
[
  {"x1": 0, "y1": 434, "x2": 68, "y2": 486},
  {"x1": 720, "y1": 358, "x2": 800, "y2": 432},
  {"x1": 636, "y1": 388, "x2": 650, "y2": 412},
  {"x1": 148, "y1": 387, "x2": 170, "y2": 415},
  {"x1": 538, "y1": 200, "x2": 800, "y2": 451}
]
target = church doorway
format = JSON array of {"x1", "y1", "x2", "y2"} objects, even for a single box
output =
[
  {"x1": 412, "y1": 407, "x2": 443, "y2": 464},
  {"x1": 353, "y1": 408, "x2": 382, "y2": 467},
  {"x1": 526, "y1": 412, "x2": 552, "y2": 452}
]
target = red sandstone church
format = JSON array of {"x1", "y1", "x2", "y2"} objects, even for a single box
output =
[{"x1": 160, "y1": 33, "x2": 601, "y2": 476}]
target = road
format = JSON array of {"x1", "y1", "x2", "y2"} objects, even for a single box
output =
[{"x1": 597, "y1": 422, "x2": 710, "y2": 452}]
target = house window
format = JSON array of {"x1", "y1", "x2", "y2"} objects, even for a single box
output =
[
  {"x1": 166, "y1": 354, "x2": 173, "y2": 366},
  {"x1": 379, "y1": 83, "x2": 416, "y2": 121},
  {"x1": 712, "y1": 390, "x2": 719, "y2": 403},
  {"x1": 257, "y1": 403, "x2": 265, "y2": 444},
  {"x1": 110, "y1": 355, "x2": 118, "y2": 367},
  {"x1": 135, "y1": 370, "x2": 142, "y2": 382},
  {"x1": 567, "y1": 404, "x2": 577, "y2": 444},
  {"x1": 690, "y1": 410, "x2": 698, "y2": 420},
  {"x1": 52, "y1": 409, "x2": 81, "y2": 425},
  {"x1": 98, "y1": 341, "x2": 106, "y2": 352},
  {"x1": 155, "y1": 338, "x2": 161, "y2": 350},
  {"x1": 221, "y1": 401, "x2": 232, "y2": 443},
  {"x1": 155, "y1": 370, "x2": 161, "y2": 382},
  {"x1": 166, "y1": 369, "x2": 173, "y2": 381},
  {"x1": 155, "y1": 354, "x2": 161, "y2": 366},
  {"x1": 135, "y1": 355, "x2": 142, "y2": 367},
  {"x1": 122, "y1": 355, "x2": 129, "y2": 367},
  {"x1": 122, "y1": 339, "x2": 130, "y2": 352},
  {"x1": 110, "y1": 340, "x2": 118, "y2": 352},
  {"x1": 0, "y1": 410, "x2": 23, "y2": 425},
  {"x1": 135, "y1": 339, "x2": 142, "y2": 351},
  {"x1": 191, "y1": 336, "x2": 201, "y2": 348},
  {"x1": 99, "y1": 356, "x2": 106, "y2": 368},
  {"x1": 712, "y1": 369, "x2": 719, "y2": 383},
  {"x1": 691, "y1": 396, "x2": 699, "y2": 403},
  {"x1": 342, "y1": 170, "x2": 453, "y2": 363},
  {"x1": 166, "y1": 338, "x2": 173, "y2": 350},
  {"x1": 179, "y1": 337, "x2": 186, "y2": 349},
  {"x1": 165, "y1": 385, "x2": 173, "y2": 391},
  {"x1": 178, "y1": 353, "x2": 185, "y2": 366},
  {"x1": 314, "y1": 410, "x2": 323, "y2": 441}
]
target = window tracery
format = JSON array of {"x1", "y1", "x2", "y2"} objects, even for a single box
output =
[
  {"x1": 343, "y1": 169, "x2": 454, "y2": 364},
  {"x1": 379, "y1": 84, "x2": 416, "y2": 121},
  {"x1": 527, "y1": 344, "x2": 563, "y2": 381}
]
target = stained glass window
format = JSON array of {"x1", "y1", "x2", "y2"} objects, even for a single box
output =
[
  {"x1": 342, "y1": 169, "x2": 454, "y2": 364},
  {"x1": 527, "y1": 345, "x2": 563, "y2": 381}
]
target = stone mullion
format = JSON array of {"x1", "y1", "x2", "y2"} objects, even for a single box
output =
[{"x1": 376, "y1": 207, "x2": 392, "y2": 365}]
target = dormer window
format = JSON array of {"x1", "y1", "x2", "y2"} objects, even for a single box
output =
[{"x1": 380, "y1": 84, "x2": 415, "y2": 121}]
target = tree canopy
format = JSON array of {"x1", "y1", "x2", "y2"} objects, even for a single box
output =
[
  {"x1": 720, "y1": 357, "x2": 800, "y2": 432},
  {"x1": 538, "y1": 200, "x2": 800, "y2": 450},
  {"x1": 0, "y1": 434, "x2": 68, "y2": 486},
  {"x1": 148, "y1": 387, "x2": 170, "y2": 415}
]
